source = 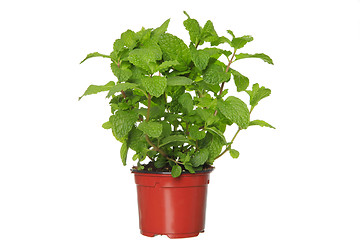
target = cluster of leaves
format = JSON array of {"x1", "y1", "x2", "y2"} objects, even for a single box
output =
[{"x1": 79, "y1": 12, "x2": 274, "y2": 178}]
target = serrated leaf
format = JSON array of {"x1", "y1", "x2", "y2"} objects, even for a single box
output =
[
  {"x1": 107, "y1": 82, "x2": 138, "y2": 98},
  {"x1": 141, "y1": 39, "x2": 162, "y2": 61},
  {"x1": 184, "y1": 163, "x2": 195, "y2": 173},
  {"x1": 217, "y1": 96, "x2": 250, "y2": 129},
  {"x1": 205, "y1": 127, "x2": 226, "y2": 144},
  {"x1": 141, "y1": 76, "x2": 167, "y2": 97},
  {"x1": 229, "y1": 149, "x2": 239, "y2": 159},
  {"x1": 128, "y1": 128, "x2": 148, "y2": 152},
  {"x1": 190, "y1": 45, "x2": 212, "y2": 71},
  {"x1": 138, "y1": 121, "x2": 163, "y2": 138},
  {"x1": 184, "y1": 18, "x2": 202, "y2": 45},
  {"x1": 113, "y1": 39, "x2": 126, "y2": 53},
  {"x1": 189, "y1": 125, "x2": 206, "y2": 140},
  {"x1": 151, "y1": 19, "x2": 170, "y2": 42},
  {"x1": 231, "y1": 69, "x2": 249, "y2": 92},
  {"x1": 102, "y1": 121, "x2": 112, "y2": 129},
  {"x1": 235, "y1": 53, "x2": 274, "y2": 64},
  {"x1": 210, "y1": 36, "x2": 231, "y2": 46},
  {"x1": 203, "y1": 62, "x2": 230, "y2": 85},
  {"x1": 178, "y1": 93, "x2": 193, "y2": 114},
  {"x1": 110, "y1": 110, "x2": 139, "y2": 140},
  {"x1": 80, "y1": 52, "x2": 112, "y2": 64},
  {"x1": 231, "y1": 35, "x2": 253, "y2": 49},
  {"x1": 121, "y1": 30, "x2": 137, "y2": 49},
  {"x1": 154, "y1": 157, "x2": 167, "y2": 168},
  {"x1": 110, "y1": 62, "x2": 132, "y2": 82},
  {"x1": 128, "y1": 49, "x2": 157, "y2": 73},
  {"x1": 247, "y1": 83, "x2": 271, "y2": 108},
  {"x1": 206, "y1": 133, "x2": 224, "y2": 163},
  {"x1": 155, "y1": 60, "x2": 179, "y2": 72},
  {"x1": 159, "y1": 135, "x2": 189, "y2": 147},
  {"x1": 79, "y1": 81, "x2": 115, "y2": 100},
  {"x1": 158, "y1": 33, "x2": 191, "y2": 71},
  {"x1": 201, "y1": 20, "x2": 218, "y2": 43},
  {"x1": 120, "y1": 141, "x2": 129, "y2": 166},
  {"x1": 171, "y1": 165, "x2": 182, "y2": 178},
  {"x1": 167, "y1": 76, "x2": 193, "y2": 86},
  {"x1": 190, "y1": 149, "x2": 209, "y2": 167},
  {"x1": 136, "y1": 27, "x2": 152, "y2": 44},
  {"x1": 249, "y1": 120, "x2": 275, "y2": 129}
]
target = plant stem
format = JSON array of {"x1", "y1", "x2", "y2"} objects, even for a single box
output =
[
  {"x1": 145, "y1": 135, "x2": 182, "y2": 164},
  {"x1": 214, "y1": 127, "x2": 241, "y2": 160}
]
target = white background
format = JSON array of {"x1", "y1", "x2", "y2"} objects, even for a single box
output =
[{"x1": 1, "y1": 0, "x2": 360, "y2": 239}]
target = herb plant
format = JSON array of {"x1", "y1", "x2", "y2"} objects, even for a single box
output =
[{"x1": 79, "y1": 12, "x2": 275, "y2": 178}]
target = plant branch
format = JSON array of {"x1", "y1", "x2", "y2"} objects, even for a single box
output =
[
  {"x1": 214, "y1": 127, "x2": 241, "y2": 160},
  {"x1": 145, "y1": 134, "x2": 182, "y2": 164}
]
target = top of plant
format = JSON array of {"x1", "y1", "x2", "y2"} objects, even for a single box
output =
[{"x1": 79, "y1": 11, "x2": 275, "y2": 178}]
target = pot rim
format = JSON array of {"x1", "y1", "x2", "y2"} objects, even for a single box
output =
[{"x1": 131, "y1": 167, "x2": 214, "y2": 175}]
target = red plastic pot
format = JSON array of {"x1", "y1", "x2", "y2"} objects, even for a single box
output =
[{"x1": 132, "y1": 169, "x2": 213, "y2": 238}]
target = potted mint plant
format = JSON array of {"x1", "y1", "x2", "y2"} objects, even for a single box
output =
[{"x1": 79, "y1": 11, "x2": 274, "y2": 239}]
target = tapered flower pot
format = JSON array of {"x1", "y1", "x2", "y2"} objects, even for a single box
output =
[{"x1": 132, "y1": 169, "x2": 213, "y2": 239}]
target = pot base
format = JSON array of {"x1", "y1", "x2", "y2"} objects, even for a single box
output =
[{"x1": 141, "y1": 230, "x2": 203, "y2": 239}]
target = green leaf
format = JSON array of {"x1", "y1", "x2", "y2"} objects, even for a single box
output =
[
  {"x1": 128, "y1": 128, "x2": 148, "y2": 152},
  {"x1": 121, "y1": 30, "x2": 137, "y2": 49},
  {"x1": 120, "y1": 141, "x2": 129, "y2": 166},
  {"x1": 229, "y1": 149, "x2": 239, "y2": 159},
  {"x1": 110, "y1": 63, "x2": 132, "y2": 82},
  {"x1": 128, "y1": 49, "x2": 157, "y2": 73},
  {"x1": 190, "y1": 45, "x2": 212, "y2": 71},
  {"x1": 203, "y1": 62, "x2": 230, "y2": 85},
  {"x1": 235, "y1": 53, "x2": 274, "y2": 64},
  {"x1": 205, "y1": 133, "x2": 224, "y2": 163},
  {"x1": 80, "y1": 52, "x2": 112, "y2": 64},
  {"x1": 151, "y1": 19, "x2": 170, "y2": 42},
  {"x1": 184, "y1": 17, "x2": 202, "y2": 45},
  {"x1": 102, "y1": 121, "x2": 112, "y2": 129},
  {"x1": 79, "y1": 81, "x2": 115, "y2": 100},
  {"x1": 246, "y1": 83, "x2": 271, "y2": 108},
  {"x1": 167, "y1": 76, "x2": 193, "y2": 86},
  {"x1": 141, "y1": 39, "x2": 162, "y2": 61},
  {"x1": 189, "y1": 125, "x2": 206, "y2": 140},
  {"x1": 136, "y1": 27, "x2": 152, "y2": 44},
  {"x1": 190, "y1": 149, "x2": 209, "y2": 167},
  {"x1": 231, "y1": 69, "x2": 249, "y2": 92},
  {"x1": 107, "y1": 82, "x2": 138, "y2": 98},
  {"x1": 138, "y1": 121, "x2": 163, "y2": 138},
  {"x1": 201, "y1": 20, "x2": 218, "y2": 43},
  {"x1": 113, "y1": 39, "x2": 126, "y2": 53},
  {"x1": 178, "y1": 93, "x2": 193, "y2": 114},
  {"x1": 159, "y1": 135, "x2": 189, "y2": 147},
  {"x1": 141, "y1": 76, "x2": 167, "y2": 97},
  {"x1": 205, "y1": 127, "x2": 226, "y2": 144},
  {"x1": 227, "y1": 30, "x2": 235, "y2": 38},
  {"x1": 155, "y1": 60, "x2": 179, "y2": 72},
  {"x1": 217, "y1": 96, "x2": 250, "y2": 129},
  {"x1": 249, "y1": 120, "x2": 275, "y2": 129},
  {"x1": 231, "y1": 35, "x2": 253, "y2": 49},
  {"x1": 171, "y1": 165, "x2": 182, "y2": 178},
  {"x1": 110, "y1": 110, "x2": 139, "y2": 140},
  {"x1": 184, "y1": 163, "x2": 195, "y2": 173},
  {"x1": 158, "y1": 33, "x2": 191, "y2": 71},
  {"x1": 154, "y1": 157, "x2": 167, "y2": 168}
]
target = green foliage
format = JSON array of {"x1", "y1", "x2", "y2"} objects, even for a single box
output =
[
  {"x1": 229, "y1": 149, "x2": 239, "y2": 159},
  {"x1": 80, "y1": 12, "x2": 274, "y2": 177},
  {"x1": 171, "y1": 165, "x2": 182, "y2": 178},
  {"x1": 217, "y1": 96, "x2": 250, "y2": 129},
  {"x1": 138, "y1": 121, "x2": 163, "y2": 138},
  {"x1": 249, "y1": 120, "x2": 275, "y2": 129}
]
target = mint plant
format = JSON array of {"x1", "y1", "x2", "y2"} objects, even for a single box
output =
[{"x1": 79, "y1": 12, "x2": 275, "y2": 178}]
